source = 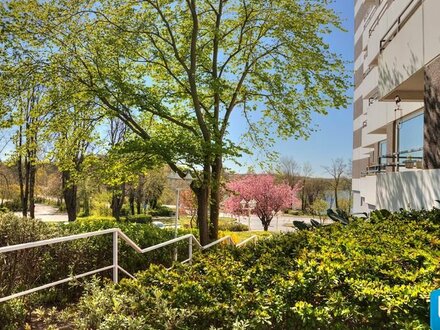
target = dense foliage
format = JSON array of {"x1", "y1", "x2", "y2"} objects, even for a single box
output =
[
  {"x1": 0, "y1": 214, "x2": 194, "y2": 328},
  {"x1": 65, "y1": 208, "x2": 440, "y2": 329}
]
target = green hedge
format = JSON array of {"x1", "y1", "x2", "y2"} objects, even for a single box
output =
[
  {"x1": 67, "y1": 208, "x2": 440, "y2": 329},
  {"x1": 148, "y1": 205, "x2": 174, "y2": 217},
  {"x1": 0, "y1": 214, "x2": 193, "y2": 329},
  {"x1": 218, "y1": 221, "x2": 249, "y2": 232}
]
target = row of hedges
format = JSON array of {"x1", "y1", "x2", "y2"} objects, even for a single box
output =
[
  {"x1": 0, "y1": 214, "x2": 196, "y2": 328},
  {"x1": 78, "y1": 214, "x2": 153, "y2": 224},
  {"x1": 62, "y1": 208, "x2": 440, "y2": 329}
]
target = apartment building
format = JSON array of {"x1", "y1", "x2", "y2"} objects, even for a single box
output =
[{"x1": 353, "y1": 0, "x2": 440, "y2": 213}]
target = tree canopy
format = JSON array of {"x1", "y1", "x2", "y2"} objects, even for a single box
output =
[{"x1": 1, "y1": 0, "x2": 350, "y2": 243}]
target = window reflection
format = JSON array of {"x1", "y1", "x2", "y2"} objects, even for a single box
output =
[{"x1": 398, "y1": 113, "x2": 424, "y2": 166}]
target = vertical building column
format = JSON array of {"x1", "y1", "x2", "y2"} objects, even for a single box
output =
[
  {"x1": 386, "y1": 122, "x2": 396, "y2": 172},
  {"x1": 424, "y1": 56, "x2": 440, "y2": 169}
]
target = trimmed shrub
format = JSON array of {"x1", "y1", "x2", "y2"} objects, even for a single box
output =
[
  {"x1": 149, "y1": 205, "x2": 174, "y2": 217},
  {"x1": 67, "y1": 208, "x2": 440, "y2": 329},
  {"x1": 218, "y1": 221, "x2": 249, "y2": 232},
  {"x1": 124, "y1": 214, "x2": 152, "y2": 224}
]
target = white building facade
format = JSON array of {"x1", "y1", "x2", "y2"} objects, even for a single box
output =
[{"x1": 353, "y1": 0, "x2": 440, "y2": 213}]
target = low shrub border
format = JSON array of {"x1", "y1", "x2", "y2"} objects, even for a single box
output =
[{"x1": 65, "y1": 208, "x2": 440, "y2": 329}]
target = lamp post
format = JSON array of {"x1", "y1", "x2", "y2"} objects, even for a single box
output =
[
  {"x1": 167, "y1": 171, "x2": 193, "y2": 261},
  {"x1": 240, "y1": 199, "x2": 257, "y2": 231}
]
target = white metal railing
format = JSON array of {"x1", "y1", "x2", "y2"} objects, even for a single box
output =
[{"x1": 0, "y1": 229, "x2": 257, "y2": 303}]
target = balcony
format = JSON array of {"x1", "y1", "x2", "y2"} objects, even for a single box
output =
[
  {"x1": 376, "y1": 169, "x2": 440, "y2": 210},
  {"x1": 364, "y1": 100, "x2": 423, "y2": 135},
  {"x1": 359, "y1": 175, "x2": 377, "y2": 206},
  {"x1": 378, "y1": 0, "x2": 440, "y2": 100},
  {"x1": 362, "y1": 127, "x2": 385, "y2": 149},
  {"x1": 365, "y1": 101, "x2": 389, "y2": 135},
  {"x1": 360, "y1": 66, "x2": 379, "y2": 99}
]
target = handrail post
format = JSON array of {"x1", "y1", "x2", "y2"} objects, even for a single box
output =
[
  {"x1": 113, "y1": 230, "x2": 118, "y2": 283},
  {"x1": 188, "y1": 236, "x2": 192, "y2": 265}
]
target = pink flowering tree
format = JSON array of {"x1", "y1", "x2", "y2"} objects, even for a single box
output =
[{"x1": 224, "y1": 175, "x2": 301, "y2": 231}]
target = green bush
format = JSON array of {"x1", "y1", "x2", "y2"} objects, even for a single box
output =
[
  {"x1": 149, "y1": 205, "x2": 174, "y2": 217},
  {"x1": 68, "y1": 208, "x2": 440, "y2": 329},
  {"x1": 77, "y1": 214, "x2": 153, "y2": 224},
  {"x1": 218, "y1": 221, "x2": 249, "y2": 232},
  {"x1": 2, "y1": 200, "x2": 21, "y2": 212},
  {"x1": 0, "y1": 214, "x2": 193, "y2": 327},
  {"x1": 124, "y1": 214, "x2": 153, "y2": 224},
  {"x1": 285, "y1": 209, "x2": 302, "y2": 216}
]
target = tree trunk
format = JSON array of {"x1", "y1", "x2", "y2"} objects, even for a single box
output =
[
  {"x1": 28, "y1": 128, "x2": 38, "y2": 219},
  {"x1": 261, "y1": 216, "x2": 273, "y2": 231},
  {"x1": 111, "y1": 184, "x2": 125, "y2": 221},
  {"x1": 62, "y1": 171, "x2": 77, "y2": 222},
  {"x1": 23, "y1": 156, "x2": 30, "y2": 218},
  {"x1": 136, "y1": 175, "x2": 143, "y2": 214},
  {"x1": 28, "y1": 160, "x2": 36, "y2": 219},
  {"x1": 334, "y1": 185, "x2": 339, "y2": 209},
  {"x1": 209, "y1": 155, "x2": 222, "y2": 240},
  {"x1": 193, "y1": 162, "x2": 211, "y2": 246},
  {"x1": 194, "y1": 185, "x2": 209, "y2": 245},
  {"x1": 129, "y1": 188, "x2": 135, "y2": 215},
  {"x1": 136, "y1": 199, "x2": 141, "y2": 215},
  {"x1": 17, "y1": 159, "x2": 26, "y2": 217},
  {"x1": 83, "y1": 193, "x2": 90, "y2": 216}
]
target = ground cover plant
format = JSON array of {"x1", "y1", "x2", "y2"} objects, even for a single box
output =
[{"x1": 57, "y1": 208, "x2": 440, "y2": 329}]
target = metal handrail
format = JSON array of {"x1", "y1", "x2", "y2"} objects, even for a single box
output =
[{"x1": 0, "y1": 228, "x2": 258, "y2": 303}]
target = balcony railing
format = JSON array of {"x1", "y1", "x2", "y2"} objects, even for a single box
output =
[
  {"x1": 380, "y1": 0, "x2": 422, "y2": 52},
  {"x1": 362, "y1": 147, "x2": 424, "y2": 176}
]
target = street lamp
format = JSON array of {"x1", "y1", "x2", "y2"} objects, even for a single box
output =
[
  {"x1": 167, "y1": 171, "x2": 193, "y2": 261},
  {"x1": 240, "y1": 199, "x2": 257, "y2": 231}
]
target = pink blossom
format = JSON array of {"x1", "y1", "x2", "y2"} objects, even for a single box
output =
[{"x1": 224, "y1": 174, "x2": 301, "y2": 230}]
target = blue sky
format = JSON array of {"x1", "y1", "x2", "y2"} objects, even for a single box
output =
[{"x1": 225, "y1": 1, "x2": 354, "y2": 177}]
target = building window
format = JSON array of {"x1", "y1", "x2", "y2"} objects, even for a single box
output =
[
  {"x1": 379, "y1": 139, "x2": 387, "y2": 169},
  {"x1": 397, "y1": 113, "x2": 424, "y2": 167}
]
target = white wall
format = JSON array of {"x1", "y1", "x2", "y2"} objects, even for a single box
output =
[
  {"x1": 378, "y1": 0, "x2": 440, "y2": 98},
  {"x1": 378, "y1": 4, "x2": 423, "y2": 98},
  {"x1": 376, "y1": 169, "x2": 440, "y2": 211}
]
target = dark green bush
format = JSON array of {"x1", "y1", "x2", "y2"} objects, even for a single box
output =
[
  {"x1": 149, "y1": 205, "x2": 174, "y2": 217},
  {"x1": 2, "y1": 200, "x2": 21, "y2": 212},
  {"x1": 69, "y1": 209, "x2": 440, "y2": 329}
]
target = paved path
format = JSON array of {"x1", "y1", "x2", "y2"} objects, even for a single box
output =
[
  {"x1": 14, "y1": 204, "x2": 68, "y2": 222},
  {"x1": 228, "y1": 214, "x2": 332, "y2": 232}
]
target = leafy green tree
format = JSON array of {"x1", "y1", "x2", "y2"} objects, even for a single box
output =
[
  {"x1": 0, "y1": 68, "x2": 49, "y2": 218},
  {"x1": 310, "y1": 198, "x2": 327, "y2": 222},
  {"x1": 2, "y1": 0, "x2": 350, "y2": 244},
  {"x1": 47, "y1": 103, "x2": 99, "y2": 221}
]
